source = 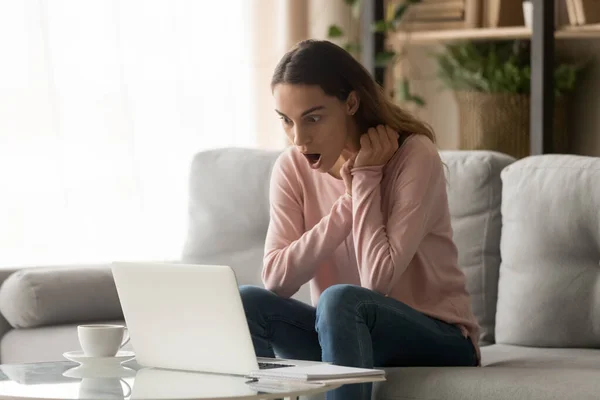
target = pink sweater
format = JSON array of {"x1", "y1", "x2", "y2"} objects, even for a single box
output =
[{"x1": 262, "y1": 134, "x2": 481, "y2": 363}]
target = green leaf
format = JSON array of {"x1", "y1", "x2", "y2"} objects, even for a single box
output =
[
  {"x1": 393, "y1": 4, "x2": 409, "y2": 21},
  {"x1": 432, "y1": 41, "x2": 579, "y2": 96},
  {"x1": 409, "y1": 95, "x2": 426, "y2": 106},
  {"x1": 344, "y1": 42, "x2": 362, "y2": 54},
  {"x1": 375, "y1": 51, "x2": 396, "y2": 67},
  {"x1": 399, "y1": 78, "x2": 411, "y2": 98},
  {"x1": 328, "y1": 25, "x2": 344, "y2": 38},
  {"x1": 390, "y1": 0, "x2": 422, "y2": 29},
  {"x1": 372, "y1": 20, "x2": 390, "y2": 33},
  {"x1": 394, "y1": 79, "x2": 425, "y2": 106}
]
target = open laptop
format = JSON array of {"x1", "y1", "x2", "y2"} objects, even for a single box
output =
[{"x1": 110, "y1": 261, "x2": 324, "y2": 376}]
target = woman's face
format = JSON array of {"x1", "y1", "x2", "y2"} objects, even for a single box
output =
[{"x1": 273, "y1": 83, "x2": 359, "y2": 173}]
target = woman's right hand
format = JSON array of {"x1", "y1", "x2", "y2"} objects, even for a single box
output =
[{"x1": 340, "y1": 154, "x2": 356, "y2": 197}]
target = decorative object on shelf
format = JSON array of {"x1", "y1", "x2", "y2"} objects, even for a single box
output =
[
  {"x1": 327, "y1": 0, "x2": 425, "y2": 106},
  {"x1": 396, "y1": 0, "x2": 482, "y2": 30},
  {"x1": 523, "y1": 1, "x2": 533, "y2": 28},
  {"x1": 434, "y1": 41, "x2": 581, "y2": 158}
]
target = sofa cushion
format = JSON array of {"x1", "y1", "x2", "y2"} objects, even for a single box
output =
[
  {"x1": 0, "y1": 319, "x2": 130, "y2": 364},
  {"x1": 496, "y1": 154, "x2": 600, "y2": 347},
  {"x1": 375, "y1": 344, "x2": 600, "y2": 400},
  {"x1": 439, "y1": 151, "x2": 515, "y2": 345},
  {"x1": 0, "y1": 265, "x2": 123, "y2": 329}
]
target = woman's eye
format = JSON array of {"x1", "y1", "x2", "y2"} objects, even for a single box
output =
[
  {"x1": 307, "y1": 115, "x2": 321, "y2": 123},
  {"x1": 279, "y1": 116, "x2": 291, "y2": 125}
]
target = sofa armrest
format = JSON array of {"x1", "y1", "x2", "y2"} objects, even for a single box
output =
[{"x1": 0, "y1": 264, "x2": 124, "y2": 329}]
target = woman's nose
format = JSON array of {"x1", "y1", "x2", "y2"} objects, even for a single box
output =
[{"x1": 293, "y1": 127, "x2": 311, "y2": 146}]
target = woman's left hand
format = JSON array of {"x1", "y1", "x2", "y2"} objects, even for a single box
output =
[{"x1": 354, "y1": 125, "x2": 400, "y2": 168}]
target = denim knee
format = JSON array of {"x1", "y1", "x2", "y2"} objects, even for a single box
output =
[
  {"x1": 239, "y1": 285, "x2": 271, "y2": 320},
  {"x1": 316, "y1": 284, "x2": 366, "y2": 326}
]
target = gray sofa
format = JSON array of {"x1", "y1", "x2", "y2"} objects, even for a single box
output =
[{"x1": 0, "y1": 147, "x2": 599, "y2": 399}]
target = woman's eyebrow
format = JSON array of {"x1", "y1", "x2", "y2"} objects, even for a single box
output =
[
  {"x1": 300, "y1": 106, "x2": 325, "y2": 116},
  {"x1": 275, "y1": 105, "x2": 325, "y2": 118}
]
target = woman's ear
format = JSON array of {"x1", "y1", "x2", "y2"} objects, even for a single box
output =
[{"x1": 346, "y1": 91, "x2": 360, "y2": 116}]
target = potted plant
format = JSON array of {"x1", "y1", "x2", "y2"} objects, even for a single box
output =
[
  {"x1": 327, "y1": 0, "x2": 425, "y2": 107},
  {"x1": 434, "y1": 40, "x2": 580, "y2": 158}
]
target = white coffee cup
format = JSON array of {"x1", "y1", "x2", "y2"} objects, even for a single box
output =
[{"x1": 78, "y1": 324, "x2": 130, "y2": 358}]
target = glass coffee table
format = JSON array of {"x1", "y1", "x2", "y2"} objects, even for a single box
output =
[{"x1": 0, "y1": 360, "x2": 342, "y2": 400}]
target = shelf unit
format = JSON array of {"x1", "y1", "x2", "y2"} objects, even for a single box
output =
[
  {"x1": 389, "y1": 24, "x2": 600, "y2": 44},
  {"x1": 378, "y1": 2, "x2": 591, "y2": 156}
]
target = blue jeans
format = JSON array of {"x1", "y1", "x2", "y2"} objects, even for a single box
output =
[{"x1": 240, "y1": 284, "x2": 477, "y2": 400}]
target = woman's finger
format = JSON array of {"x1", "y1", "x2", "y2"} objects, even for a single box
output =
[
  {"x1": 386, "y1": 125, "x2": 399, "y2": 152},
  {"x1": 370, "y1": 126, "x2": 385, "y2": 155},
  {"x1": 361, "y1": 132, "x2": 373, "y2": 153}
]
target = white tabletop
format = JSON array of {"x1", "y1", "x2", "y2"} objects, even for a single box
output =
[{"x1": 0, "y1": 360, "x2": 341, "y2": 400}]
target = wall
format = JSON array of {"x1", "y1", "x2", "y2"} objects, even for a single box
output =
[
  {"x1": 403, "y1": 39, "x2": 600, "y2": 156},
  {"x1": 249, "y1": 0, "x2": 360, "y2": 150}
]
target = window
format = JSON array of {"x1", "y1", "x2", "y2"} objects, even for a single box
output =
[{"x1": 0, "y1": 0, "x2": 254, "y2": 266}]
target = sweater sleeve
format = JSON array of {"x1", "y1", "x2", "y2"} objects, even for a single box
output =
[
  {"x1": 262, "y1": 152, "x2": 353, "y2": 298},
  {"x1": 350, "y1": 144, "x2": 440, "y2": 295}
]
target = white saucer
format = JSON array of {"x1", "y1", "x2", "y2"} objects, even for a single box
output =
[
  {"x1": 63, "y1": 364, "x2": 137, "y2": 379},
  {"x1": 63, "y1": 350, "x2": 135, "y2": 368}
]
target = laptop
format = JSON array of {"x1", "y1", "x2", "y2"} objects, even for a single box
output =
[{"x1": 110, "y1": 261, "x2": 324, "y2": 376}]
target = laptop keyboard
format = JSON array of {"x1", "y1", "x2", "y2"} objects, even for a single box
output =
[{"x1": 258, "y1": 362, "x2": 294, "y2": 370}]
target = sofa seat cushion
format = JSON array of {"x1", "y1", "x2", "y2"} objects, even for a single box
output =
[
  {"x1": 374, "y1": 344, "x2": 600, "y2": 400},
  {"x1": 0, "y1": 265, "x2": 123, "y2": 328},
  {"x1": 0, "y1": 320, "x2": 130, "y2": 364}
]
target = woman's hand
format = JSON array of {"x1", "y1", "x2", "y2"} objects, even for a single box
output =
[
  {"x1": 340, "y1": 154, "x2": 356, "y2": 196},
  {"x1": 354, "y1": 125, "x2": 400, "y2": 168}
]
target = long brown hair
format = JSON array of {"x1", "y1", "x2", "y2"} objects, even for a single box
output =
[{"x1": 271, "y1": 39, "x2": 435, "y2": 143}]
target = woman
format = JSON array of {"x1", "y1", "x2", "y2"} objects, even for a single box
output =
[{"x1": 240, "y1": 39, "x2": 480, "y2": 400}]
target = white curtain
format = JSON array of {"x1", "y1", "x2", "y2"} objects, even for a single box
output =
[{"x1": 0, "y1": 0, "x2": 255, "y2": 266}]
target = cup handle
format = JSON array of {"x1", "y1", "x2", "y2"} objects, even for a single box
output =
[
  {"x1": 120, "y1": 378, "x2": 132, "y2": 398},
  {"x1": 120, "y1": 327, "x2": 130, "y2": 349}
]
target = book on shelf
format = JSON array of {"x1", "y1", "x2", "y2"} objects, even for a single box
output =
[
  {"x1": 406, "y1": 1, "x2": 464, "y2": 21},
  {"x1": 406, "y1": 8, "x2": 464, "y2": 21},
  {"x1": 463, "y1": 0, "x2": 482, "y2": 28},
  {"x1": 571, "y1": 0, "x2": 600, "y2": 25},
  {"x1": 401, "y1": 20, "x2": 466, "y2": 31},
  {"x1": 418, "y1": 0, "x2": 464, "y2": 3},
  {"x1": 483, "y1": 0, "x2": 524, "y2": 27},
  {"x1": 410, "y1": 0, "x2": 464, "y2": 13},
  {"x1": 391, "y1": 0, "x2": 482, "y2": 30},
  {"x1": 565, "y1": 0, "x2": 580, "y2": 25}
]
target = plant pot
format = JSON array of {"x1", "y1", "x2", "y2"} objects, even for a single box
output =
[{"x1": 453, "y1": 91, "x2": 568, "y2": 159}]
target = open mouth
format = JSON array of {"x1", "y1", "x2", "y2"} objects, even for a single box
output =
[{"x1": 303, "y1": 153, "x2": 322, "y2": 169}]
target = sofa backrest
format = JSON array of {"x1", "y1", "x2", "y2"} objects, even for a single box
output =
[
  {"x1": 182, "y1": 147, "x2": 514, "y2": 345},
  {"x1": 496, "y1": 154, "x2": 600, "y2": 348},
  {"x1": 181, "y1": 147, "x2": 279, "y2": 283},
  {"x1": 440, "y1": 151, "x2": 515, "y2": 345}
]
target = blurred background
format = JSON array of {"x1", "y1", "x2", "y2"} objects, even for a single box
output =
[{"x1": 1, "y1": 0, "x2": 598, "y2": 267}]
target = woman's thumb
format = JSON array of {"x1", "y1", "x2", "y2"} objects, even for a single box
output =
[
  {"x1": 340, "y1": 155, "x2": 355, "y2": 181},
  {"x1": 340, "y1": 162, "x2": 350, "y2": 180}
]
